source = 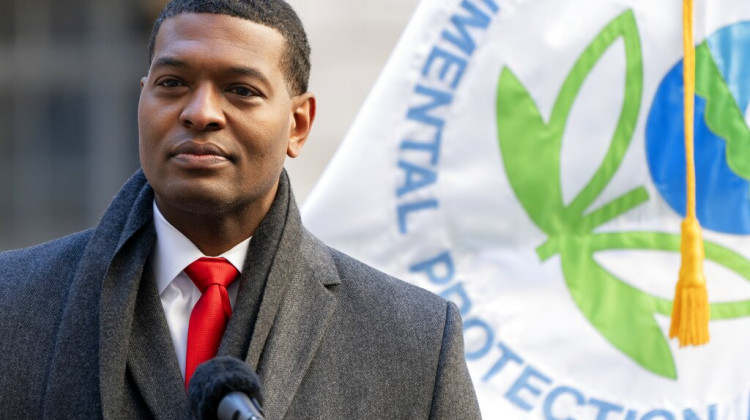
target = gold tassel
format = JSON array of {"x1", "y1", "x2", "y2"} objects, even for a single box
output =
[
  {"x1": 668, "y1": 0, "x2": 709, "y2": 347},
  {"x1": 669, "y1": 217, "x2": 709, "y2": 346}
]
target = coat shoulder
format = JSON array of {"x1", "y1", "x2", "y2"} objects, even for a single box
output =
[
  {"x1": 329, "y1": 247, "x2": 448, "y2": 317},
  {"x1": 0, "y1": 229, "x2": 95, "y2": 413},
  {"x1": 300, "y1": 229, "x2": 449, "y2": 326},
  {"x1": 0, "y1": 229, "x2": 93, "y2": 295},
  {"x1": 291, "y1": 232, "x2": 480, "y2": 418}
]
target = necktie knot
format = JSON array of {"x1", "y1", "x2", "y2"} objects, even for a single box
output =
[{"x1": 184, "y1": 257, "x2": 239, "y2": 291}]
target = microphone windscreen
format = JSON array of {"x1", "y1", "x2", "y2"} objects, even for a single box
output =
[{"x1": 187, "y1": 356, "x2": 264, "y2": 420}]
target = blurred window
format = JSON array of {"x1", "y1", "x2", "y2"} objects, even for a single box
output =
[
  {"x1": 0, "y1": 1, "x2": 14, "y2": 40},
  {"x1": 45, "y1": 89, "x2": 88, "y2": 155},
  {"x1": 0, "y1": 93, "x2": 12, "y2": 156},
  {"x1": 0, "y1": 95, "x2": 12, "y2": 238},
  {"x1": 0, "y1": 0, "x2": 149, "y2": 249},
  {"x1": 50, "y1": 0, "x2": 90, "y2": 42}
]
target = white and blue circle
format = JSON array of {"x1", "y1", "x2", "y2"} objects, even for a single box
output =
[{"x1": 646, "y1": 22, "x2": 750, "y2": 234}]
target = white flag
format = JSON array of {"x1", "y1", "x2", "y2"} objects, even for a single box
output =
[{"x1": 303, "y1": 0, "x2": 750, "y2": 417}]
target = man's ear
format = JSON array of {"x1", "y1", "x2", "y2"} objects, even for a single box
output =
[{"x1": 287, "y1": 93, "x2": 316, "y2": 158}]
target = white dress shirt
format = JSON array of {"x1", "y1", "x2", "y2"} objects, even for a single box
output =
[{"x1": 151, "y1": 202, "x2": 251, "y2": 378}]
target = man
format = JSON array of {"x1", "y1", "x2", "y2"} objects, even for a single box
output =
[{"x1": 0, "y1": 0, "x2": 480, "y2": 418}]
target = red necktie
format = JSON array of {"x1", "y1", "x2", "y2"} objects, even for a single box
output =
[{"x1": 184, "y1": 257, "x2": 239, "y2": 388}]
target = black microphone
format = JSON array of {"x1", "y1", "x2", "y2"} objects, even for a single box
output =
[{"x1": 187, "y1": 356, "x2": 265, "y2": 420}]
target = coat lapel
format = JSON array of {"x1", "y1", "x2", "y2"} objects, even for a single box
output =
[
  {"x1": 126, "y1": 268, "x2": 191, "y2": 419},
  {"x1": 217, "y1": 171, "x2": 342, "y2": 419},
  {"x1": 255, "y1": 230, "x2": 341, "y2": 420}
]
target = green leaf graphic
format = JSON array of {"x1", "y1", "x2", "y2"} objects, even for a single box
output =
[
  {"x1": 498, "y1": 10, "x2": 646, "y2": 238},
  {"x1": 496, "y1": 9, "x2": 750, "y2": 379},
  {"x1": 573, "y1": 232, "x2": 750, "y2": 379},
  {"x1": 496, "y1": 68, "x2": 566, "y2": 233},
  {"x1": 559, "y1": 234, "x2": 676, "y2": 378}
]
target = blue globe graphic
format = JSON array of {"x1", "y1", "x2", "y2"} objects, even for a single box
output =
[{"x1": 646, "y1": 22, "x2": 750, "y2": 234}]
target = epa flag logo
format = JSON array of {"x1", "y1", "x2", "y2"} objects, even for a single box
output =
[
  {"x1": 305, "y1": 0, "x2": 750, "y2": 416},
  {"x1": 497, "y1": 10, "x2": 750, "y2": 382}
]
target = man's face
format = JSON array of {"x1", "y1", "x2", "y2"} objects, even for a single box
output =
[{"x1": 138, "y1": 13, "x2": 313, "y2": 220}]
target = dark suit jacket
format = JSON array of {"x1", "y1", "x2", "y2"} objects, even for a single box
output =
[{"x1": 0, "y1": 170, "x2": 480, "y2": 419}]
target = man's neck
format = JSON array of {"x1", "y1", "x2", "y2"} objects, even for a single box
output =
[{"x1": 153, "y1": 194, "x2": 274, "y2": 256}]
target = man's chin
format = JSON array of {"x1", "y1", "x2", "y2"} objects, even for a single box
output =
[{"x1": 155, "y1": 187, "x2": 236, "y2": 218}]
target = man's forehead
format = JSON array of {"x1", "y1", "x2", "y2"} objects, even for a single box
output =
[
  {"x1": 154, "y1": 13, "x2": 285, "y2": 57},
  {"x1": 150, "y1": 13, "x2": 286, "y2": 74}
]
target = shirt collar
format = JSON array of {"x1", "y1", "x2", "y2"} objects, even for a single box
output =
[{"x1": 152, "y1": 201, "x2": 251, "y2": 294}]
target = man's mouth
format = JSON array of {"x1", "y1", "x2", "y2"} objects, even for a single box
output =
[{"x1": 171, "y1": 141, "x2": 231, "y2": 167}]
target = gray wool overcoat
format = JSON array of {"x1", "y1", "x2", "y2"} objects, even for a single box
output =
[{"x1": 0, "y1": 170, "x2": 481, "y2": 419}]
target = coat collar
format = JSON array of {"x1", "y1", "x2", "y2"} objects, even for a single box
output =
[
  {"x1": 44, "y1": 170, "x2": 155, "y2": 419},
  {"x1": 44, "y1": 169, "x2": 342, "y2": 420}
]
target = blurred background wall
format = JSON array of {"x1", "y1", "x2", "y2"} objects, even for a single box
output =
[{"x1": 0, "y1": 0, "x2": 419, "y2": 250}]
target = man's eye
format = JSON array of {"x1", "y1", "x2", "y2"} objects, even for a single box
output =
[
  {"x1": 230, "y1": 86, "x2": 256, "y2": 97},
  {"x1": 158, "y1": 78, "x2": 183, "y2": 88}
]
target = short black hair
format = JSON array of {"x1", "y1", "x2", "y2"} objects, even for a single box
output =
[{"x1": 148, "y1": 0, "x2": 311, "y2": 95}]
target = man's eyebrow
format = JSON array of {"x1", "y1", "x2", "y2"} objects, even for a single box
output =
[
  {"x1": 227, "y1": 66, "x2": 271, "y2": 86},
  {"x1": 152, "y1": 56, "x2": 188, "y2": 70},
  {"x1": 150, "y1": 58, "x2": 271, "y2": 85}
]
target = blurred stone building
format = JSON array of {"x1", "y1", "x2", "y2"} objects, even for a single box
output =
[{"x1": 0, "y1": 0, "x2": 169, "y2": 249}]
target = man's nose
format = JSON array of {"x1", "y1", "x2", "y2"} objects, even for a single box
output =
[{"x1": 180, "y1": 86, "x2": 226, "y2": 131}]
